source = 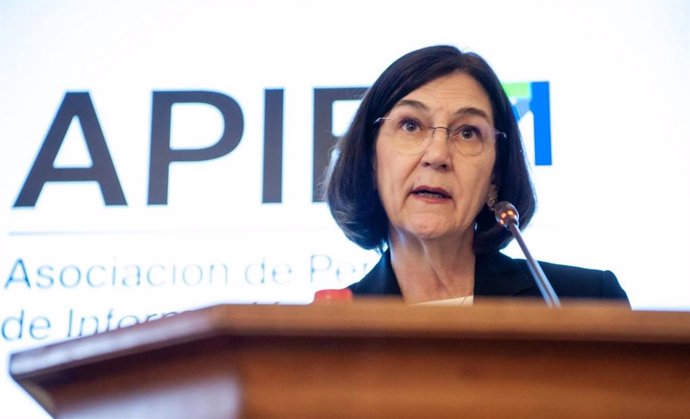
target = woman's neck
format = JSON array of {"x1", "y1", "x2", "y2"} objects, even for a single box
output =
[{"x1": 388, "y1": 232, "x2": 476, "y2": 304}]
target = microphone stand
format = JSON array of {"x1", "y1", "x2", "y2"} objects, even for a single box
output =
[{"x1": 495, "y1": 202, "x2": 561, "y2": 307}]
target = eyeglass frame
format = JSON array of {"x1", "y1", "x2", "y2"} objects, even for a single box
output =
[{"x1": 373, "y1": 115, "x2": 507, "y2": 155}]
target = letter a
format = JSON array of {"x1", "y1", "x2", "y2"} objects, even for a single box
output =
[
  {"x1": 5, "y1": 258, "x2": 30, "y2": 289},
  {"x1": 14, "y1": 92, "x2": 126, "y2": 207}
]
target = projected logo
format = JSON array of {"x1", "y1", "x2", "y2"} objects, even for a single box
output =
[
  {"x1": 11, "y1": 82, "x2": 551, "y2": 208},
  {"x1": 503, "y1": 81, "x2": 552, "y2": 166}
]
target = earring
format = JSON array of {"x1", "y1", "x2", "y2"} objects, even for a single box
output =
[{"x1": 486, "y1": 185, "x2": 497, "y2": 210}]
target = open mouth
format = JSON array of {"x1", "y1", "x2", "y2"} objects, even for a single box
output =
[{"x1": 411, "y1": 187, "x2": 451, "y2": 199}]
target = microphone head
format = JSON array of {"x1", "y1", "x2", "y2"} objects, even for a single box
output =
[{"x1": 494, "y1": 201, "x2": 520, "y2": 227}]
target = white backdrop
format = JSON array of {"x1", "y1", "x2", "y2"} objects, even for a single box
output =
[{"x1": 1, "y1": 1, "x2": 689, "y2": 417}]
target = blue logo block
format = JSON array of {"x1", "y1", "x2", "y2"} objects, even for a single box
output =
[{"x1": 503, "y1": 81, "x2": 552, "y2": 166}]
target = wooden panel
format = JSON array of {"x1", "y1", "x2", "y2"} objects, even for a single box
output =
[
  {"x1": 54, "y1": 350, "x2": 241, "y2": 419},
  {"x1": 233, "y1": 337, "x2": 688, "y2": 419}
]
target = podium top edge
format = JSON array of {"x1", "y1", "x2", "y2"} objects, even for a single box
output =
[{"x1": 9, "y1": 299, "x2": 690, "y2": 380}]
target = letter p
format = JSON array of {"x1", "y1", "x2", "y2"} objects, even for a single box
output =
[{"x1": 148, "y1": 91, "x2": 244, "y2": 205}]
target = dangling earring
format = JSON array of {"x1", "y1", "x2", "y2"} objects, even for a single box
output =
[{"x1": 486, "y1": 185, "x2": 497, "y2": 211}]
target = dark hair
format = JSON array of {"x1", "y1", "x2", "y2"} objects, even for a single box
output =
[{"x1": 325, "y1": 45, "x2": 536, "y2": 254}]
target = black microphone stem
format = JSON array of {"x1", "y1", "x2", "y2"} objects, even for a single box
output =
[{"x1": 506, "y1": 223, "x2": 561, "y2": 307}]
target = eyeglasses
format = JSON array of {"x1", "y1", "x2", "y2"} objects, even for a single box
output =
[{"x1": 374, "y1": 111, "x2": 506, "y2": 156}]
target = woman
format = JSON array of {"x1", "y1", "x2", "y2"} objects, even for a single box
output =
[{"x1": 325, "y1": 45, "x2": 628, "y2": 305}]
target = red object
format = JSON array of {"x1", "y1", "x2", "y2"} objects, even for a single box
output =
[{"x1": 313, "y1": 288, "x2": 353, "y2": 304}]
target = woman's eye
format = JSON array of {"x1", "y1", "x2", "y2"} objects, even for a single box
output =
[
  {"x1": 457, "y1": 126, "x2": 480, "y2": 140},
  {"x1": 399, "y1": 118, "x2": 421, "y2": 132}
]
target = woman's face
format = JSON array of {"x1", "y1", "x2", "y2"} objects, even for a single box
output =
[{"x1": 374, "y1": 72, "x2": 497, "y2": 245}]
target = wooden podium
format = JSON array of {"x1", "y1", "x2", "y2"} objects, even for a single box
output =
[{"x1": 9, "y1": 300, "x2": 690, "y2": 419}]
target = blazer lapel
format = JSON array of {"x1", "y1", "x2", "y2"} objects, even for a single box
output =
[
  {"x1": 349, "y1": 250, "x2": 402, "y2": 295},
  {"x1": 474, "y1": 252, "x2": 536, "y2": 297}
]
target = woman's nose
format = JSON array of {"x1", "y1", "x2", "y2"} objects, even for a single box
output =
[{"x1": 421, "y1": 128, "x2": 452, "y2": 170}]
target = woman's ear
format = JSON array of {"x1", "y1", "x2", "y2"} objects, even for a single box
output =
[{"x1": 486, "y1": 183, "x2": 497, "y2": 210}]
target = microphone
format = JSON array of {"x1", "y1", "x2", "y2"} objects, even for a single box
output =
[{"x1": 494, "y1": 201, "x2": 561, "y2": 307}]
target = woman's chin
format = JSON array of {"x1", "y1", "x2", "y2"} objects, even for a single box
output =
[
  {"x1": 391, "y1": 215, "x2": 467, "y2": 243},
  {"x1": 405, "y1": 223, "x2": 452, "y2": 241},
  {"x1": 397, "y1": 217, "x2": 472, "y2": 244}
]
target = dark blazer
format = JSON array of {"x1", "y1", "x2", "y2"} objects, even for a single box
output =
[{"x1": 349, "y1": 250, "x2": 629, "y2": 304}]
